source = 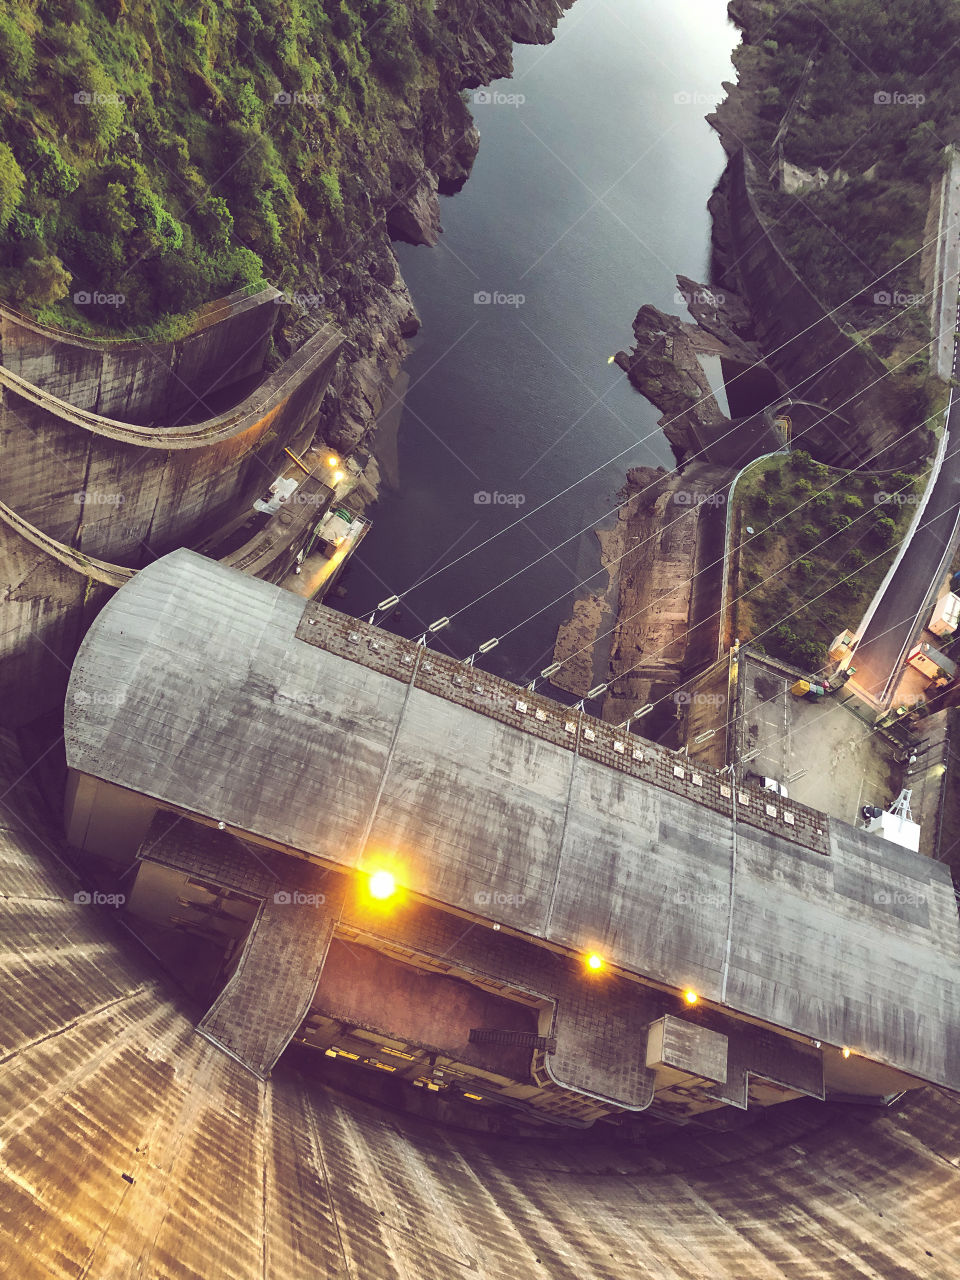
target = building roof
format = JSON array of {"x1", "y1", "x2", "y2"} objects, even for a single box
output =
[{"x1": 65, "y1": 550, "x2": 960, "y2": 1093}]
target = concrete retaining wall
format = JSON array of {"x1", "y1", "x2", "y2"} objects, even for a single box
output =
[
  {"x1": 0, "y1": 286, "x2": 281, "y2": 424},
  {"x1": 0, "y1": 326, "x2": 341, "y2": 568}
]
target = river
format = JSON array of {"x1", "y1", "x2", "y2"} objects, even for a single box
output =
[{"x1": 340, "y1": 0, "x2": 736, "y2": 684}]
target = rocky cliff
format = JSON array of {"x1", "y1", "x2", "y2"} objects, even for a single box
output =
[
  {"x1": 255, "y1": 0, "x2": 575, "y2": 461},
  {"x1": 618, "y1": 0, "x2": 945, "y2": 472}
]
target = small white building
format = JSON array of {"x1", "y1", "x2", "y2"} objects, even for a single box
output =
[
  {"x1": 863, "y1": 790, "x2": 921, "y2": 852},
  {"x1": 929, "y1": 592, "x2": 960, "y2": 639}
]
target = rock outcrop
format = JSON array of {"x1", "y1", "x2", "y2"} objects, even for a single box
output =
[{"x1": 615, "y1": 305, "x2": 734, "y2": 465}]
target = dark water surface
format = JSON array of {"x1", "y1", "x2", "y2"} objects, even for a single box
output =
[{"x1": 340, "y1": 0, "x2": 736, "y2": 683}]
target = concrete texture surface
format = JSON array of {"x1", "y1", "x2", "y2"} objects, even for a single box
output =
[
  {"x1": 4, "y1": 726, "x2": 960, "y2": 1277},
  {"x1": 736, "y1": 651, "x2": 901, "y2": 825},
  {"x1": 0, "y1": 286, "x2": 280, "y2": 424}
]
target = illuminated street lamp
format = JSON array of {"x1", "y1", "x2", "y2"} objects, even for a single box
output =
[
  {"x1": 368, "y1": 869, "x2": 396, "y2": 901},
  {"x1": 585, "y1": 952, "x2": 604, "y2": 973},
  {"x1": 683, "y1": 988, "x2": 699, "y2": 1006}
]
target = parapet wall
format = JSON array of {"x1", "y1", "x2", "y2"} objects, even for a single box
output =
[
  {"x1": 0, "y1": 286, "x2": 281, "y2": 424},
  {"x1": 718, "y1": 150, "x2": 934, "y2": 469}
]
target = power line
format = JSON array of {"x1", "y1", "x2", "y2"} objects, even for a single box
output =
[{"x1": 370, "y1": 212, "x2": 957, "y2": 621}]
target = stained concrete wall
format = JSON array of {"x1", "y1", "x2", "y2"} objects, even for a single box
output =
[
  {"x1": 0, "y1": 325, "x2": 341, "y2": 568},
  {"x1": 0, "y1": 519, "x2": 115, "y2": 726},
  {"x1": 2, "y1": 728, "x2": 960, "y2": 1277},
  {"x1": 718, "y1": 150, "x2": 934, "y2": 469},
  {"x1": 0, "y1": 287, "x2": 281, "y2": 424},
  {"x1": 0, "y1": 315, "x2": 342, "y2": 725}
]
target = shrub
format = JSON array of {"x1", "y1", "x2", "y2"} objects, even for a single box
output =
[
  {"x1": 0, "y1": 12, "x2": 35, "y2": 83},
  {"x1": 872, "y1": 514, "x2": 899, "y2": 547},
  {"x1": 11, "y1": 255, "x2": 71, "y2": 308},
  {"x1": 0, "y1": 142, "x2": 25, "y2": 233}
]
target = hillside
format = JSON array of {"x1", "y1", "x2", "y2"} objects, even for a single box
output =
[{"x1": 0, "y1": 0, "x2": 563, "y2": 335}]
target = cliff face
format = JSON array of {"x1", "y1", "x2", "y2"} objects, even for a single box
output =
[
  {"x1": 619, "y1": 0, "x2": 943, "y2": 472},
  {"x1": 274, "y1": 0, "x2": 574, "y2": 459}
]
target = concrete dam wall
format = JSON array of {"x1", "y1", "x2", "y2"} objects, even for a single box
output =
[
  {"x1": 0, "y1": 728, "x2": 958, "y2": 1278},
  {"x1": 716, "y1": 150, "x2": 934, "y2": 470},
  {"x1": 0, "y1": 286, "x2": 281, "y2": 425},
  {"x1": 0, "y1": 325, "x2": 342, "y2": 567},
  {"x1": 0, "y1": 297, "x2": 342, "y2": 726}
]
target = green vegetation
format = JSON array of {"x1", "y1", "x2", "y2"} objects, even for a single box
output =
[
  {"x1": 733, "y1": 450, "x2": 921, "y2": 670},
  {"x1": 0, "y1": 0, "x2": 439, "y2": 333},
  {"x1": 737, "y1": 0, "x2": 960, "y2": 378}
]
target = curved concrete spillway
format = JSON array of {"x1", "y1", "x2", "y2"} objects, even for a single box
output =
[{"x1": 2, "y1": 724, "x2": 960, "y2": 1277}]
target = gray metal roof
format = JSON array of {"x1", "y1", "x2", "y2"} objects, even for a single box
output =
[{"x1": 65, "y1": 550, "x2": 960, "y2": 1092}]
